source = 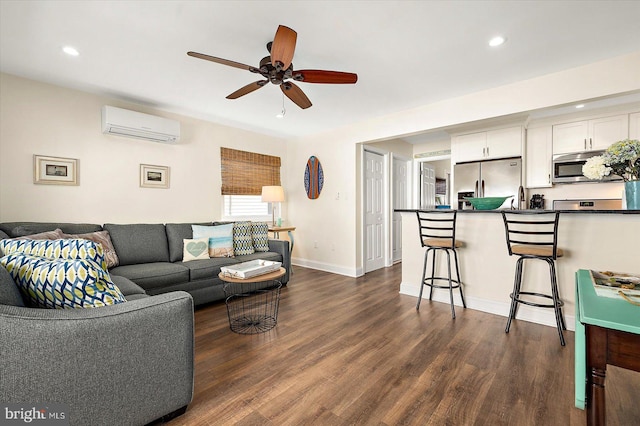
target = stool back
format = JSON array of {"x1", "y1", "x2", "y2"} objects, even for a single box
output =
[
  {"x1": 416, "y1": 211, "x2": 457, "y2": 248},
  {"x1": 501, "y1": 211, "x2": 561, "y2": 259}
]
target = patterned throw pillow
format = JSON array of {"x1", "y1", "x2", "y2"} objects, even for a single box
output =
[
  {"x1": 252, "y1": 222, "x2": 270, "y2": 252},
  {"x1": 192, "y1": 224, "x2": 234, "y2": 258},
  {"x1": 182, "y1": 237, "x2": 210, "y2": 262},
  {"x1": 0, "y1": 253, "x2": 126, "y2": 309},
  {"x1": 61, "y1": 230, "x2": 120, "y2": 268},
  {"x1": 0, "y1": 238, "x2": 108, "y2": 271},
  {"x1": 233, "y1": 221, "x2": 255, "y2": 256}
]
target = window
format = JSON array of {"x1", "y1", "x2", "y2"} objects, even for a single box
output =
[
  {"x1": 220, "y1": 147, "x2": 281, "y2": 219},
  {"x1": 223, "y1": 195, "x2": 271, "y2": 217}
]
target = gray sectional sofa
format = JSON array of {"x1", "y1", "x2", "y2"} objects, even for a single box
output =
[
  {"x1": 0, "y1": 220, "x2": 291, "y2": 425},
  {"x1": 0, "y1": 221, "x2": 291, "y2": 306}
]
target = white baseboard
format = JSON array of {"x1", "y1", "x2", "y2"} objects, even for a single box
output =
[
  {"x1": 400, "y1": 282, "x2": 575, "y2": 332},
  {"x1": 292, "y1": 257, "x2": 359, "y2": 277}
]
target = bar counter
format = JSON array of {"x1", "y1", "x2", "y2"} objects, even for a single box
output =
[{"x1": 396, "y1": 209, "x2": 640, "y2": 330}]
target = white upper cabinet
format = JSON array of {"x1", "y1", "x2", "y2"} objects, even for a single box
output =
[
  {"x1": 629, "y1": 112, "x2": 640, "y2": 140},
  {"x1": 452, "y1": 132, "x2": 486, "y2": 163},
  {"x1": 552, "y1": 114, "x2": 629, "y2": 154},
  {"x1": 486, "y1": 126, "x2": 523, "y2": 159},
  {"x1": 525, "y1": 126, "x2": 552, "y2": 188},
  {"x1": 452, "y1": 126, "x2": 522, "y2": 163}
]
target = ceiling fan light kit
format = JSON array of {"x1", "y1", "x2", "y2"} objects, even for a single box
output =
[{"x1": 187, "y1": 25, "x2": 357, "y2": 110}]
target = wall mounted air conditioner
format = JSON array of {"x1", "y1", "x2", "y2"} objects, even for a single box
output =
[{"x1": 101, "y1": 106, "x2": 180, "y2": 143}]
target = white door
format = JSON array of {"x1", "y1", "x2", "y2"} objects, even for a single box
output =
[
  {"x1": 365, "y1": 151, "x2": 385, "y2": 273},
  {"x1": 420, "y1": 162, "x2": 436, "y2": 209},
  {"x1": 392, "y1": 158, "x2": 408, "y2": 263}
]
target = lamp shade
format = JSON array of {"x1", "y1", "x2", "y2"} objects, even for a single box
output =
[{"x1": 261, "y1": 186, "x2": 285, "y2": 203}]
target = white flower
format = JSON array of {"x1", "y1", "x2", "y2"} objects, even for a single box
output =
[{"x1": 582, "y1": 156, "x2": 612, "y2": 180}]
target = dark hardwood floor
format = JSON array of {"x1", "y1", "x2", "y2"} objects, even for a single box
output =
[{"x1": 168, "y1": 264, "x2": 640, "y2": 425}]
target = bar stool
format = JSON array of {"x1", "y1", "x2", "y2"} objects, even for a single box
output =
[
  {"x1": 416, "y1": 211, "x2": 466, "y2": 319},
  {"x1": 501, "y1": 211, "x2": 567, "y2": 346}
]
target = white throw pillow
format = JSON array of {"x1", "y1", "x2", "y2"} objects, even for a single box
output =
[{"x1": 182, "y1": 237, "x2": 210, "y2": 262}]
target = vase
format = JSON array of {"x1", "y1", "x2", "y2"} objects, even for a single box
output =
[{"x1": 625, "y1": 180, "x2": 640, "y2": 210}]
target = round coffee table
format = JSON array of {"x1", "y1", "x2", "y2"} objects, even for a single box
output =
[{"x1": 218, "y1": 268, "x2": 285, "y2": 334}]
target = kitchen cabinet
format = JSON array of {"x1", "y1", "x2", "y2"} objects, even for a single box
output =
[
  {"x1": 452, "y1": 126, "x2": 522, "y2": 163},
  {"x1": 552, "y1": 114, "x2": 629, "y2": 154},
  {"x1": 525, "y1": 125, "x2": 552, "y2": 188},
  {"x1": 630, "y1": 112, "x2": 640, "y2": 140}
]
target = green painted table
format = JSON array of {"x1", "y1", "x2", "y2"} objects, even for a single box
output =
[{"x1": 574, "y1": 269, "x2": 640, "y2": 425}]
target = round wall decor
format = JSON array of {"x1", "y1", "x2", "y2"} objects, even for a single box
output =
[{"x1": 304, "y1": 155, "x2": 324, "y2": 199}]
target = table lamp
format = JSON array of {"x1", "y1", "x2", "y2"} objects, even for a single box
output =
[{"x1": 261, "y1": 185, "x2": 284, "y2": 226}]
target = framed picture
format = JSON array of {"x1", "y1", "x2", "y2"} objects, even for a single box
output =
[
  {"x1": 140, "y1": 164, "x2": 170, "y2": 188},
  {"x1": 33, "y1": 155, "x2": 78, "y2": 185}
]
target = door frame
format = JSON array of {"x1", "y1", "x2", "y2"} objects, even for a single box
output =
[
  {"x1": 413, "y1": 154, "x2": 451, "y2": 208},
  {"x1": 361, "y1": 147, "x2": 388, "y2": 274},
  {"x1": 359, "y1": 145, "x2": 414, "y2": 275},
  {"x1": 391, "y1": 153, "x2": 411, "y2": 264}
]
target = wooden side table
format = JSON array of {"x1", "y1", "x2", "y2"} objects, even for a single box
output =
[
  {"x1": 219, "y1": 268, "x2": 285, "y2": 334},
  {"x1": 575, "y1": 269, "x2": 640, "y2": 425},
  {"x1": 268, "y1": 226, "x2": 295, "y2": 255}
]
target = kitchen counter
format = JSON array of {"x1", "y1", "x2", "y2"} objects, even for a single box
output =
[
  {"x1": 397, "y1": 209, "x2": 640, "y2": 331},
  {"x1": 396, "y1": 208, "x2": 639, "y2": 214}
]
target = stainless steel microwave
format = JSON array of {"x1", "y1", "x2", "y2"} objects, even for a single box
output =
[{"x1": 552, "y1": 151, "x2": 622, "y2": 184}]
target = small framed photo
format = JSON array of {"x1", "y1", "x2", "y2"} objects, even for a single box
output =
[
  {"x1": 33, "y1": 155, "x2": 78, "y2": 185},
  {"x1": 140, "y1": 164, "x2": 170, "y2": 189}
]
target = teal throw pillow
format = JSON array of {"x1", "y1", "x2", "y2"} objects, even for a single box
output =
[
  {"x1": 0, "y1": 253, "x2": 126, "y2": 309},
  {"x1": 233, "y1": 221, "x2": 255, "y2": 256},
  {"x1": 252, "y1": 222, "x2": 270, "y2": 252},
  {"x1": 192, "y1": 224, "x2": 234, "y2": 258},
  {"x1": 0, "y1": 238, "x2": 108, "y2": 271}
]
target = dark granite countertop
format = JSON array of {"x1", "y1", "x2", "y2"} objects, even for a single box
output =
[{"x1": 395, "y1": 208, "x2": 640, "y2": 215}]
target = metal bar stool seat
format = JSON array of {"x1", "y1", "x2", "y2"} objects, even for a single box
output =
[
  {"x1": 416, "y1": 211, "x2": 466, "y2": 319},
  {"x1": 502, "y1": 211, "x2": 567, "y2": 346}
]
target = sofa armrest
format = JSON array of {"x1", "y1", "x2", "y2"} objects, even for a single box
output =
[
  {"x1": 0, "y1": 292, "x2": 194, "y2": 426},
  {"x1": 268, "y1": 239, "x2": 291, "y2": 283}
]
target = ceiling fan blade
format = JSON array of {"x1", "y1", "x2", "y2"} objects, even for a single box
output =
[
  {"x1": 294, "y1": 70, "x2": 358, "y2": 84},
  {"x1": 281, "y1": 82, "x2": 312, "y2": 109},
  {"x1": 187, "y1": 51, "x2": 258, "y2": 72},
  {"x1": 226, "y1": 80, "x2": 268, "y2": 99},
  {"x1": 270, "y1": 25, "x2": 297, "y2": 71}
]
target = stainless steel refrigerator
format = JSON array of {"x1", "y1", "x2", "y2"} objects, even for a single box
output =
[{"x1": 453, "y1": 157, "x2": 522, "y2": 210}]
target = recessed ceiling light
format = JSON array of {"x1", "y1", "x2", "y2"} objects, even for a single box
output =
[
  {"x1": 62, "y1": 46, "x2": 79, "y2": 56},
  {"x1": 488, "y1": 36, "x2": 506, "y2": 47},
  {"x1": 575, "y1": 104, "x2": 585, "y2": 109}
]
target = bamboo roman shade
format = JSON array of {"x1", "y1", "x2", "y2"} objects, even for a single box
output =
[{"x1": 220, "y1": 147, "x2": 281, "y2": 195}]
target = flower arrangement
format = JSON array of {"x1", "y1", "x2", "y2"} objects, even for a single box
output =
[{"x1": 582, "y1": 139, "x2": 640, "y2": 182}]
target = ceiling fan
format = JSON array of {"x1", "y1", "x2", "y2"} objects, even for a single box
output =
[{"x1": 187, "y1": 25, "x2": 357, "y2": 109}]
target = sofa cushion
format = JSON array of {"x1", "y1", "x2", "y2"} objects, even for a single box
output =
[
  {"x1": 252, "y1": 222, "x2": 270, "y2": 252},
  {"x1": 0, "y1": 265, "x2": 25, "y2": 306},
  {"x1": 104, "y1": 224, "x2": 170, "y2": 266},
  {"x1": 192, "y1": 224, "x2": 234, "y2": 258},
  {"x1": 0, "y1": 238, "x2": 108, "y2": 271},
  {"x1": 182, "y1": 238, "x2": 210, "y2": 262},
  {"x1": 0, "y1": 253, "x2": 126, "y2": 309},
  {"x1": 180, "y1": 257, "x2": 241, "y2": 281},
  {"x1": 111, "y1": 275, "x2": 147, "y2": 296},
  {"x1": 233, "y1": 221, "x2": 255, "y2": 256},
  {"x1": 234, "y1": 251, "x2": 282, "y2": 264},
  {"x1": 166, "y1": 222, "x2": 212, "y2": 262},
  {"x1": 61, "y1": 230, "x2": 119, "y2": 268},
  {"x1": 109, "y1": 262, "x2": 189, "y2": 290},
  {"x1": 2, "y1": 222, "x2": 102, "y2": 237}
]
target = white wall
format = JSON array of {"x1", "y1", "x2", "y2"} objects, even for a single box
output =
[
  {"x1": 287, "y1": 51, "x2": 640, "y2": 275},
  {"x1": 0, "y1": 73, "x2": 288, "y2": 224}
]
